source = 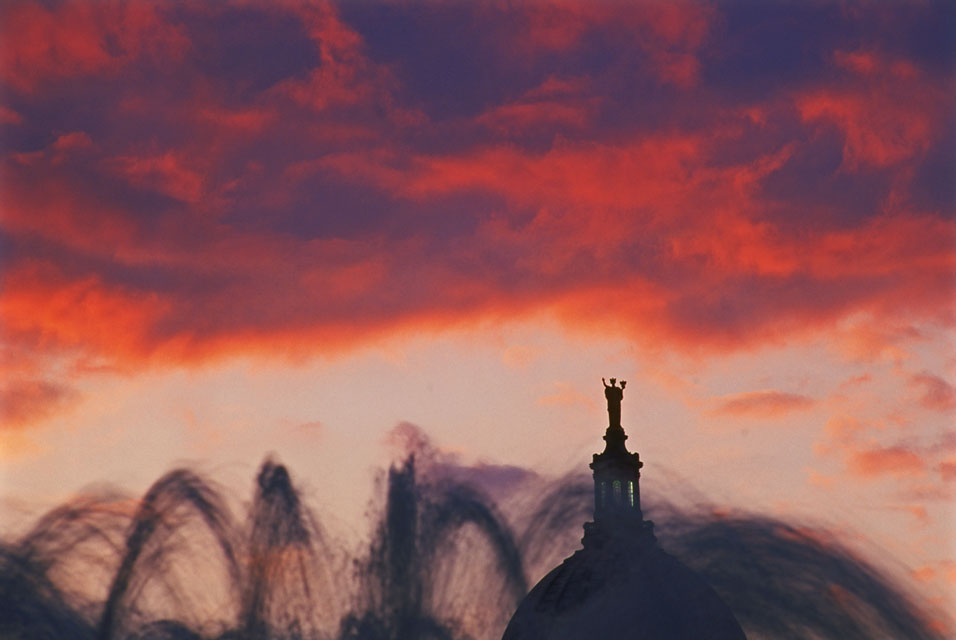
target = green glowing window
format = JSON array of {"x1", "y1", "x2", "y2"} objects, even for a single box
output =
[
  {"x1": 628, "y1": 481, "x2": 635, "y2": 507},
  {"x1": 613, "y1": 480, "x2": 622, "y2": 503}
]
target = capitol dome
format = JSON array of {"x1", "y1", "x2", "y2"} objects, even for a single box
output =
[{"x1": 502, "y1": 379, "x2": 746, "y2": 640}]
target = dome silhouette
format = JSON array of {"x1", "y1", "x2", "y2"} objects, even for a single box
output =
[{"x1": 502, "y1": 379, "x2": 746, "y2": 640}]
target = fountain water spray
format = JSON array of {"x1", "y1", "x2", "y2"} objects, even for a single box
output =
[{"x1": 0, "y1": 447, "x2": 944, "y2": 639}]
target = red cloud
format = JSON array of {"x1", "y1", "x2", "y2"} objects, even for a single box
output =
[
  {"x1": 398, "y1": 133, "x2": 716, "y2": 222},
  {"x1": 2, "y1": 160, "x2": 145, "y2": 258},
  {"x1": 5, "y1": 116, "x2": 954, "y2": 369},
  {"x1": 0, "y1": 105, "x2": 22, "y2": 124},
  {"x1": 798, "y1": 90, "x2": 933, "y2": 169},
  {"x1": 269, "y1": 0, "x2": 404, "y2": 119},
  {"x1": 0, "y1": 1, "x2": 188, "y2": 92},
  {"x1": 12, "y1": 131, "x2": 94, "y2": 167},
  {"x1": 109, "y1": 151, "x2": 206, "y2": 203},
  {"x1": 508, "y1": 1, "x2": 713, "y2": 87},
  {"x1": 476, "y1": 95, "x2": 596, "y2": 135},
  {"x1": 712, "y1": 390, "x2": 814, "y2": 419},
  {"x1": 833, "y1": 49, "x2": 919, "y2": 80},
  {"x1": 475, "y1": 77, "x2": 598, "y2": 135},
  {"x1": 797, "y1": 49, "x2": 945, "y2": 171},
  {"x1": 834, "y1": 50, "x2": 880, "y2": 75},
  {"x1": 0, "y1": 0, "x2": 952, "y2": 386}
]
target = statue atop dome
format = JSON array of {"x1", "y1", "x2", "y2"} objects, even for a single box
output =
[{"x1": 602, "y1": 377, "x2": 626, "y2": 427}]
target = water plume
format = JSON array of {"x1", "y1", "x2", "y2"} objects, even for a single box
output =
[
  {"x1": 341, "y1": 456, "x2": 527, "y2": 640},
  {"x1": 97, "y1": 469, "x2": 240, "y2": 640},
  {"x1": 0, "y1": 447, "x2": 946, "y2": 640},
  {"x1": 240, "y1": 458, "x2": 338, "y2": 639}
]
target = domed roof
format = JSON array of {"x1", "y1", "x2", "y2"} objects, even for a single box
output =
[
  {"x1": 502, "y1": 525, "x2": 746, "y2": 640},
  {"x1": 502, "y1": 379, "x2": 746, "y2": 639}
]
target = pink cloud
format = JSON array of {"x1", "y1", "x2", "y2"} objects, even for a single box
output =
[
  {"x1": 939, "y1": 460, "x2": 956, "y2": 484},
  {"x1": 910, "y1": 373, "x2": 956, "y2": 412},
  {"x1": 712, "y1": 390, "x2": 814, "y2": 419}
]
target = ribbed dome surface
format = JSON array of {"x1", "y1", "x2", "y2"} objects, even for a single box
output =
[{"x1": 502, "y1": 526, "x2": 747, "y2": 640}]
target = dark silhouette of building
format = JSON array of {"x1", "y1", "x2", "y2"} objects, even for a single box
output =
[{"x1": 502, "y1": 379, "x2": 747, "y2": 640}]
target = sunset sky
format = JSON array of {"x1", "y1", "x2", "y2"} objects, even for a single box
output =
[{"x1": 1, "y1": 0, "x2": 954, "y2": 631}]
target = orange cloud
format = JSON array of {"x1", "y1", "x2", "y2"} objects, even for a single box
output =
[
  {"x1": 847, "y1": 445, "x2": 926, "y2": 478},
  {"x1": 823, "y1": 415, "x2": 871, "y2": 443},
  {"x1": 0, "y1": 261, "x2": 170, "y2": 363},
  {"x1": 900, "y1": 504, "x2": 931, "y2": 527},
  {"x1": 911, "y1": 565, "x2": 936, "y2": 583},
  {"x1": 712, "y1": 390, "x2": 814, "y2": 419},
  {"x1": 537, "y1": 383, "x2": 597, "y2": 409},
  {"x1": 0, "y1": 378, "x2": 78, "y2": 430}
]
